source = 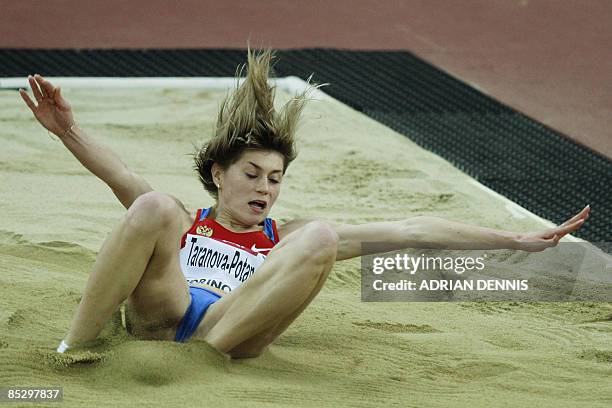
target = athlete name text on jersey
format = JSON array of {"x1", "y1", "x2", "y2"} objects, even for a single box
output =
[{"x1": 178, "y1": 208, "x2": 278, "y2": 294}]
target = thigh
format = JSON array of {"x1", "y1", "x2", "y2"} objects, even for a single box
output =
[
  {"x1": 192, "y1": 225, "x2": 302, "y2": 335},
  {"x1": 192, "y1": 221, "x2": 338, "y2": 351},
  {"x1": 124, "y1": 193, "x2": 193, "y2": 339}
]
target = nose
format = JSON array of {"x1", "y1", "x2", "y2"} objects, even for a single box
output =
[{"x1": 255, "y1": 177, "x2": 270, "y2": 194}]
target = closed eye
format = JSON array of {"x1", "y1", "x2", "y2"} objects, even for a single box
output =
[{"x1": 245, "y1": 173, "x2": 257, "y2": 179}]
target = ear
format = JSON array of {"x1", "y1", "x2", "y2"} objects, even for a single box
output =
[{"x1": 211, "y1": 162, "x2": 223, "y2": 188}]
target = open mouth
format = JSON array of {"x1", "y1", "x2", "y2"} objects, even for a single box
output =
[{"x1": 248, "y1": 200, "x2": 267, "y2": 212}]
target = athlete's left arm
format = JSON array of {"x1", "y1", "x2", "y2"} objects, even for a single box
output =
[{"x1": 277, "y1": 206, "x2": 589, "y2": 261}]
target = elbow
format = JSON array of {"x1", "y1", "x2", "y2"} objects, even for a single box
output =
[{"x1": 401, "y1": 216, "x2": 443, "y2": 249}]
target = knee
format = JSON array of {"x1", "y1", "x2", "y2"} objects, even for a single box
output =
[
  {"x1": 124, "y1": 192, "x2": 180, "y2": 232},
  {"x1": 299, "y1": 221, "x2": 339, "y2": 264}
]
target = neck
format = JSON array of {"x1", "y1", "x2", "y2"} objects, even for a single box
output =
[{"x1": 211, "y1": 204, "x2": 262, "y2": 233}]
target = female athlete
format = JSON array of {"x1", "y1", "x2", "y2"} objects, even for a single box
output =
[{"x1": 19, "y1": 49, "x2": 589, "y2": 359}]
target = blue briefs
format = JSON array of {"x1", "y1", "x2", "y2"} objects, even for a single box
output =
[{"x1": 174, "y1": 286, "x2": 222, "y2": 343}]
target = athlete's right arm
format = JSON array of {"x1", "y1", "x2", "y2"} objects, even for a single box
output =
[
  {"x1": 19, "y1": 74, "x2": 153, "y2": 209},
  {"x1": 60, "y1": 125, "x2": 153, "y2": 209}
]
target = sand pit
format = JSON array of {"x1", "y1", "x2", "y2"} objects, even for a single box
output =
[{"x1": 1, "y1": 86, "x2": 611, "y2": 407}]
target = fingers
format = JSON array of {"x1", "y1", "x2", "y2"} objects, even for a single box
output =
[
  {"x1": 27, "y1": 75, "x2": 44, "y2": 102},
  {"x1": 53, "y1": 87, "x2": 61, "y2": 106},
  {"x1": 561, "y1": 205, "x2": 590, "y2": 227},
  {"x1": 529, "y1": 209, "x2": 589, "y2": 251},
  {"x1": 19, "y1": 89, "x2": 37, "y2": 111},
  {"x1": 53, "y1": 87, "x2": 72, "y2": 111},
  {"x1": 556, "y1": 205, "x2": 590, "y2": 240},
  {"x1": 22, "y1": 74, "x2": 65, "y2": 111},
  {"x1": 555, "y1": 218, "x2": 585, "y2": 239},
  {"x1": 34, "y1": 74, "x2": 54, "y2": 99}
]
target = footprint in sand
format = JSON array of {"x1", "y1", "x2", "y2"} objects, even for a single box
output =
[
  {"x1": 0, "y1": 229, "x2": 96, "y2": 270},
  {"x1": 6, "y1": 308, "x2": 38, "y2": 328},
  {"x1": 352, "y1": 320, "x2": 440, "y2": 333},
  {"x1": 428, "y1": 360, "x2": 517, "y2": 382},
  {"x1": 0, "y1": 229, "x2": 28, "y2": 245}
]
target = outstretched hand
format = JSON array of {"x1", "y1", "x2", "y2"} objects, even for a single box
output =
[
  {"x1": 517, "y1": 205, "x2": 590, "y2": 252},
  {"x1": 19, "y1": 74, "x2": 74, "y2": 138}
]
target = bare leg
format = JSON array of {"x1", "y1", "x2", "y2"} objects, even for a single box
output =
[
  {"x1": 195, "y1": 221, "x2": 338, "y2": 357},
  {"x1": 63, "y1": 192, "x2": 191, "y2": 347},
  {"x1": 227, "y1": 257, "x2": 332, "y2": 358}
]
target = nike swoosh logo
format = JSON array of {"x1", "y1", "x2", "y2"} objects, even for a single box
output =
[{"x1": 251, "y1": 244, "x2": 273, "y2": 253}]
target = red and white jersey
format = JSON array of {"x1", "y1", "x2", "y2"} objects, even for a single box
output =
[{"x1": 179, "y1": 207, "x2": 279, "y2": 294}]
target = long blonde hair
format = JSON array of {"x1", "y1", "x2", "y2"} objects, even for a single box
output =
[{"x1": 193, "y1": 46, "x2": 324, "y2": 199}]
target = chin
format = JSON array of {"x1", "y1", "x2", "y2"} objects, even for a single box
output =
[{"x1": 255, "y1": 212, "x2": 268, "y2": 224}]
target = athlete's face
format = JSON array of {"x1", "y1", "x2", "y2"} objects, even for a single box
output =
[{"x1": 213, "y1": 149, "x2": 284, "y2": 227}]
